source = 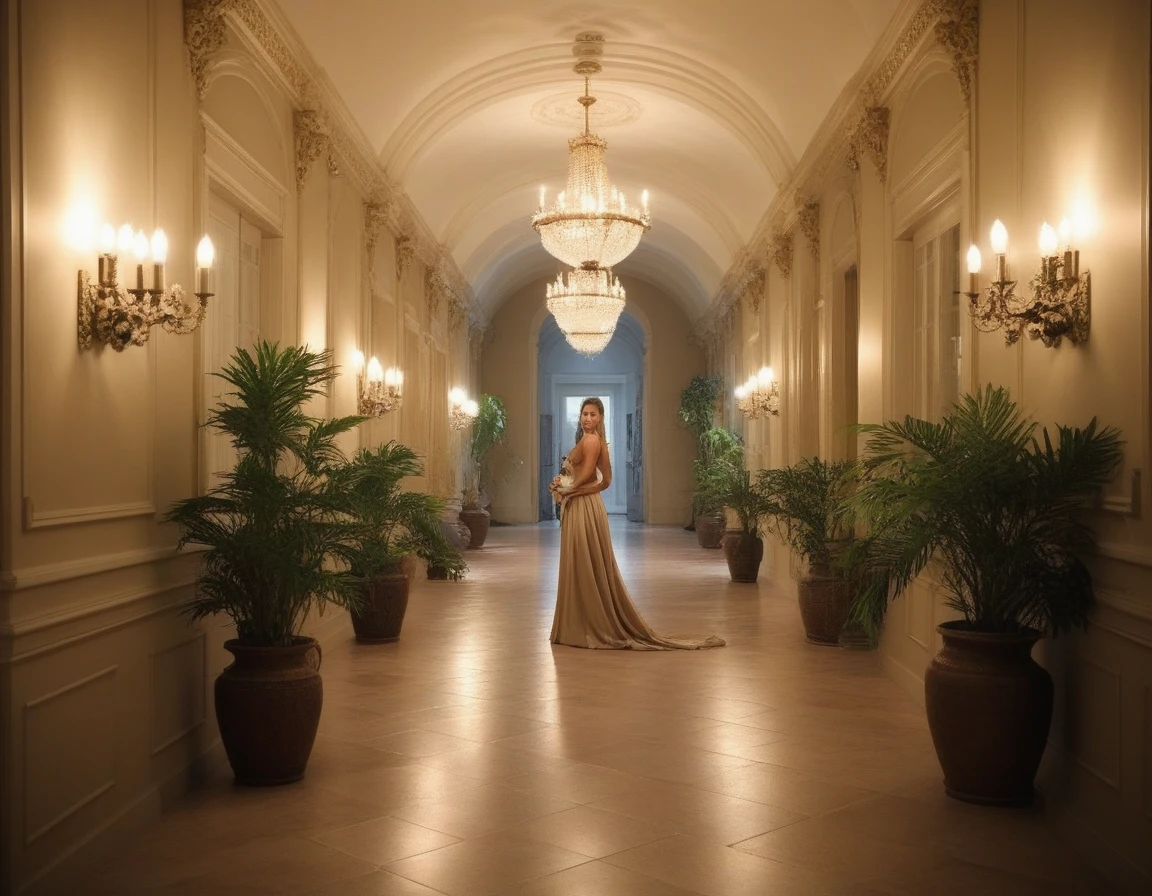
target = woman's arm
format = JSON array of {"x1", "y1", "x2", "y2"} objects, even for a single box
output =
[
  {"x1": 564, "y1": 436, "x2": 611, "y2": 499},
  {"x1": 567, "y1": 434, "x2": 601, "y2": 489}
]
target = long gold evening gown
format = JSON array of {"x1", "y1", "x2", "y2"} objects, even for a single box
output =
[{"x1": 550, "y1": 461, "x2": 726, "y2": 650}]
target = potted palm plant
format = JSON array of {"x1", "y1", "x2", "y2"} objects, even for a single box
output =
[
  {"x1": 460, "y1": 393, "x2": 508, "y2": 548},
  {"x1": 759, "y1": 457, "x2": 857, "y2": 645},
  {"x1": 167, "y1": 342, "x2": 365, "y2": 786},
  {"x1": 340, "y1": 441, "x2": 467, "y2": 642},
  {"x1": 699, "y1": 452, "x2": 776, "y2": 583},
  {"x1": 849, "y1": 385, "x2": 1123, "y2": 806},
  {"x1": 679, "y1": 374, "x2": 724, "y2": 542},
  {"x1": 692, "y1": 426, "x2": 743, "y2": 548}
]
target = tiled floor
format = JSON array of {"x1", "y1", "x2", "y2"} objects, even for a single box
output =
[{"x1": 79, "y1": 521, "x2": 1116, "y2": 895}]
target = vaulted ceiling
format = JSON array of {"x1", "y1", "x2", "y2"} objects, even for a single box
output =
[{"x1": 275, "y1": 0, "x2": 903, "y2": 319}]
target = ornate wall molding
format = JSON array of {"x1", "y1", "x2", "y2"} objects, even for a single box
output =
[
  {"x1": 184, "y1": 0, "x2": 485, "y2": 325},
  {"x1": 364, "y1": 201, "x2": 388, "y2": 262},
  {"x1": 293, "y1": 109, "x2": 331, "y2": 189},
  {"x1": 425, "y1": 266, "x2": 446, "y2": 318},
  {"x1": 934, "y1": 0, "x2": 979, "y2": 103},
  {"x1": 739, "y1": 267, "x2": 766, "y2": 315},
  {"x1": 846, "y1": 105, "x2": 891, "y2": 182},
  {"x1": 797, "y1": 201, "x2": 820, "y2": 261},
  {"x1": 395, "y1": 235, "x2": 416, "y2": 281},
  {"x1": 770, "y1": 232, "x2": 794, "y2": 279},
  {"x1": 183, "y1": 0, "x2": 234, "y2": 99}
]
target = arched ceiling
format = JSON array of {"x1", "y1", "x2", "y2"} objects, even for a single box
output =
[{"x1": 275, "y1": 0, "x2": 902, "y2": 319}]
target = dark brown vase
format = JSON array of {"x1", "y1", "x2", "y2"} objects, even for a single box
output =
[
  {"x1": 214, "y1": 637, "x2": 323, "y2": 786},
  {"x1": 459, "y1": 508, "x2": 491, "y2": 548},
  {"x1": 797, "y1": 576, "x2": 853, "y2": 645},
  {"x1": 924, "y1": 622, "x2": 1053, "y2": 807},
  {"x1": 351, "y1": 572, "x2": 410, "y2": 643},
  {"x1": 722, "y1": 531, "x2": 763, "y2": 582},
  {"x1": 695, "y1": 512, "x2": 725, "y2": 549}
]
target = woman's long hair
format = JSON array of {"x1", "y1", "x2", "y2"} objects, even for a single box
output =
[{"x1": 574, "y1": 397, "x2": 608, "y2": 446}]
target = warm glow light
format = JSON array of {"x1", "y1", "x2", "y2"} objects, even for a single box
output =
[
  {"x1": 384, "y1": 367, "x2": 402, "y2": 387},
  {"x1": 966, "y1": 244, "x2": 982, "y2": 274},
  {"x1": 449, "y1": 387, "x2": 467, "y2": 404},
  {"x1": 63, "y1": 200, "x2": 99, "y2": 252},
  {"x1": 642, "y1": 189, "x2": 650, "y2": 210},
  {"x1": 734, "y1": 385, "x2": 747, "y2": 399},
  {"x1": 98, "y1": 223, "x2": 116, "y2": 254},
  {"x1": 1038, "y1": 222, "x2": 1058, "y2": 256},
  {"x1": 989, "y1": 219, "x2": 1009, "y2": 254},
  {"x1": 132, "y1": 230, "x2": 149, "y2": 261},
  {"x1": 117, "y1": 223, "x2": 135, "y2": 253},
  {"x1": 463, "y1": 399, "x2": 479, "y2": 417},
  {"x1": 538, "y1": 185, "x2": 546, "y2": 208},
  {"x1": 1071, "y1": 197, "x2": 1096, "y2": 242},
  {"x1": 195, "y1": 235, "x2": 215, "y2": 268},
  {"x1": 150, "y1": 229, "x2": 168, "y2": 264},
  {"x1": 366, "y1": 356, "x2": 383, "y2": 382},
  {"x1": 758, "y1": 366, "x2": 774, "y2": 386},
  {"x1": 351, "y1": 349, "x2": 365, "y2": 372},
  {"x1": 1058, "y1": 218, "x2": 1072, "y2": 246}
]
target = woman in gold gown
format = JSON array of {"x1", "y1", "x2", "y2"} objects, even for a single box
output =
[{"x1": 549, "y1": 397, "x2": 726, "y2": 650}]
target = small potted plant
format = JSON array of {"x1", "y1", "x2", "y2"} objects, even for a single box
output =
[
  {"x1": 759, "y1": 457, "x2": 857, "y2": 645},
  {"x1": 459, "y1": 393, "x2": 508, "y2": 548},
  {"x1": 167, "y1": 342, "x2": 365, "y2": 786},
  {"x1": 692, "y1": 426, "x2": 743, "y2": 548},
  {"x1": 699, "y1": 451, "x2": 776, "y2": 583},
  {"x1": 340, "y1": 442, "x2": 467, "y2": 642},
  {"x1": 849, "y1": 385, "x2": 1123, "y2": 806}
]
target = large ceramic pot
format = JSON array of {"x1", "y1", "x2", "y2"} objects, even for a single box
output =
[
  {"x1": 722, "y1": 531, "x2": 763, "y2": 583},
  {"x1": 351, "y1": 572, "x2": 410, "y2": 643},
  {"x1": 695, "y1": 512, "x2": 725, "y2": 549},
  {"x1": 797, "y1": 576, "x2": 853, "y2": 646},
  {"x1": 459, "y1": 508, "x2": 491, "y2": 549},
  {"x1": 924, "y1": 622, "x2": 1053, "y2": 806},
  {"x1": 214, "y1": 637, "x2": 323, "y2": 786}
]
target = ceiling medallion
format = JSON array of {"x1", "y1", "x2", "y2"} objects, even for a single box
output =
[{"x1": 530, "y1": 91, "x2": 643, "y2": 130}]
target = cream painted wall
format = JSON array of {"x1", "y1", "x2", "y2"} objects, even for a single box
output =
[
  {"x1": 0, "y1": 2, "x2": 475, "y2": 893},
  {"x1": 722, "y1": 1, "x2": 1151, "y2": 889},
  {"x1": 482, "y1": 277, "x2": 703, "y2": 526}
]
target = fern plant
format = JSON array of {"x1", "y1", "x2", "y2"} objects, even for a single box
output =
[
  {"x1": 167, "y1": 342, "x2": 366, "y2": 647},
  {"x1": 339, "y1": 441, "x2": 467, "y2": 581},
  {"x1": 758, "y1": 457, "x2": 857, "y2": 577},
  {"x1": 848, "y1": 385, "x2": 1123, "y2": 640}
]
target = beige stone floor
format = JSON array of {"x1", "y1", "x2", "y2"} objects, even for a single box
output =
[{"x1": 78, "y1": 520, "x2": 1115, "y2": 896}]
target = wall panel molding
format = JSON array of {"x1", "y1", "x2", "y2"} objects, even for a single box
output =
[
  {"x1": 21, "y1": 498, "x2": 155, "y2": 531},
  {"x1": 0, "y1": 544, "x2": 192, "y2": 593},
  {"x1": 149, "y1": 633, "x2": 207, "y2": 756},
  {"x1": 1069, "y1": 655, "x2": 1123, "y2": 791},
  {"x1": 23, "y1": 665, "x2": 119, "y2": 844},
  {"x1": 202, "y1": 111, "x2": 287, "y2": 233}
]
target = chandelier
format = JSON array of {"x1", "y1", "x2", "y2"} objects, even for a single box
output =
[
  {"x1": 735, "y1": 368, "x2": 780, "y2": 419},
  {"x1": 546, "y1": 265, "x2": 625, "y2": 356},
  {"x1": 532, "y1": 54, "x2": 650, "y2": 270}
]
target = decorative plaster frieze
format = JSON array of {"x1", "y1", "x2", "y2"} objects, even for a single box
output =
[
  {"x1": 183, "y1": 0, "x2": 234, "y2": 98},
  {"x1": 846, "y1": 106, "x2": 891, "y2": 182},
  {"x1": 425, "y1": 266, "x2": 446, "y2": 317},
  {"x1": 740, "y1": 267, "x2": 766, "y2": 316},
  {"x1": 934, "y1": 0, "x2": 979, "y2": 103},
  {"x1": 448, "y1": 297, "x2": 467, "y2": 332},
  {"x1": 293, "y1": 110, "x2": 331, "y2": 189},
  {"x1": 797, "y1": 201, "x2": 820, "y2": 261},
  {"x1": 770, "y1": 232, "x2": 794, "y2": 280},
  {"x1": 364, "y1": 201, "x2": 388, "y2": 260},
  {"x1": 395, "y1": 235, "x2": 416, "y2": 281},
  {"x1": 184, "y1": 0, "x2": 485, "y2": 327}
]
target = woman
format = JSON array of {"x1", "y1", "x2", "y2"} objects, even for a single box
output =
[{"x1": 549, "y1": 397, "x2": 726, "y2": 650}]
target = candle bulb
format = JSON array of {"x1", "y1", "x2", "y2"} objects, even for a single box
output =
[
  {"x1": 367, "y1": 356, "x2": 383, "y2": 383},
  {"x1": 98, "y1": 223, "x2": 116, "y2": 284},
  {"x1": 117, "y1": 222, "x2": 134, "y2": 255},
  {"x1": 642, "y1": 189, "x2": 650, "y2": 213},
  {"x1": 351, "y1": 349, "x2": 365, "y2": 374},
  {"x1": 150, "y1": 228, "x2": 168, "y2": 292},
  {"x1": 539, "y1": 185, "x2": 546, "y2": 210},
  {"x1": 132, "y1": 229, "x2": 149, "y2": 290},
  {"x1": 966, "y1": 244, "x2": 981, "y2": 294},
  {"x1": 195, "y1": 235, "x2": 214, "y2": 295},
  {"x1": 989, "y1": 219, "x2": 1008, "y2": 282},
  {"x1": 98, "y1": 223, "x2": 116, "y2": 255}
]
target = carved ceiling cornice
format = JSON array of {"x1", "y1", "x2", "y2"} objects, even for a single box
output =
[
  {"x1": 695, "y1": 0, "x2": 978, "y2": 340},
  {"x1": 846, "y1": 106, "x2": 891, "y2": 182},
  {"x1": 181, "y1": 0, "x2": 484, "y2": 326},
  {"x1": 797, "y1": 200, "x2": 820, "y2": 260},
  {"x1": 770, "y1": 232, "x2": 794, "y2": 280}
]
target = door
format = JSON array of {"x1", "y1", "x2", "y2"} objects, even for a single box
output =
[{"x1": 539, "y1": 413, "x2": 554, "y2": 521}]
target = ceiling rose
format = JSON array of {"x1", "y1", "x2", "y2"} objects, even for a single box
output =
[{"x1": 531, "y1": 91, "x2": 643, "y2": 130}]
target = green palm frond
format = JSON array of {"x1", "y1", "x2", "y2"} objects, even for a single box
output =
[{"x1": 848, "y1": 385, "x2": 1123, "y2": 641}]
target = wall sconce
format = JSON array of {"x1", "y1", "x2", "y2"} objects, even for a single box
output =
[
  {"x1": 735, "y1": 367, "x2": 780, "y2": 419},
  {"x1": 78, "y1": 223, "x2": 214, "y2": 351},
  {"x1": 963, "y1": 217, "x2": 1090, "y2": 348},
  {"x1": 448, "y1": 387, "x2": 479, "y2": 431},
  {"x1": 351, "y1": 350, "x2": 403, "y2": 416}
]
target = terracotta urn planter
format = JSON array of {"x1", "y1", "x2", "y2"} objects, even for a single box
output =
[
  {"x1": 695, "y1": 512, "x2": 725, "y2": 549},
  {"x1": 797, "y1": 576, "x2": 853, "y2": 645},
  {"x1": 459, "y1": 507, "x2": 491, "y2": 549},
  {"x1": 924, "y1": 622, "x2": 1053, "y2": 806},
  {"x1": 722, "y1": 531, "x2": 763, "y2": 583},
  {"x1": 214, "y1": 637, "x2": 323, "y2": 786},
  {"x1": 351, "y1": 572, "x2": 410, "y2": 643}
]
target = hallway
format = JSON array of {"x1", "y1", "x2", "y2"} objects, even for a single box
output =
[{"x1": 76, "y1": 522, "x2": 1114, "y2": 896}]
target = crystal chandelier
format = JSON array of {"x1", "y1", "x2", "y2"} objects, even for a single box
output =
[
  {"x1": 735, "y1": 368, "x2": 780, "y2": 419},
  {"x1": 532, "y1": 54, "x2": 650, "y2": 270},
  {"x1": 546, "y1": 265, "x2": 625, "y2": 357}
]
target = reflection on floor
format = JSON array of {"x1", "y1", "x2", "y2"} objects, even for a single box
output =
[{"x1": 78, "y1": 520, "x2": 1115, "y2": 895}]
